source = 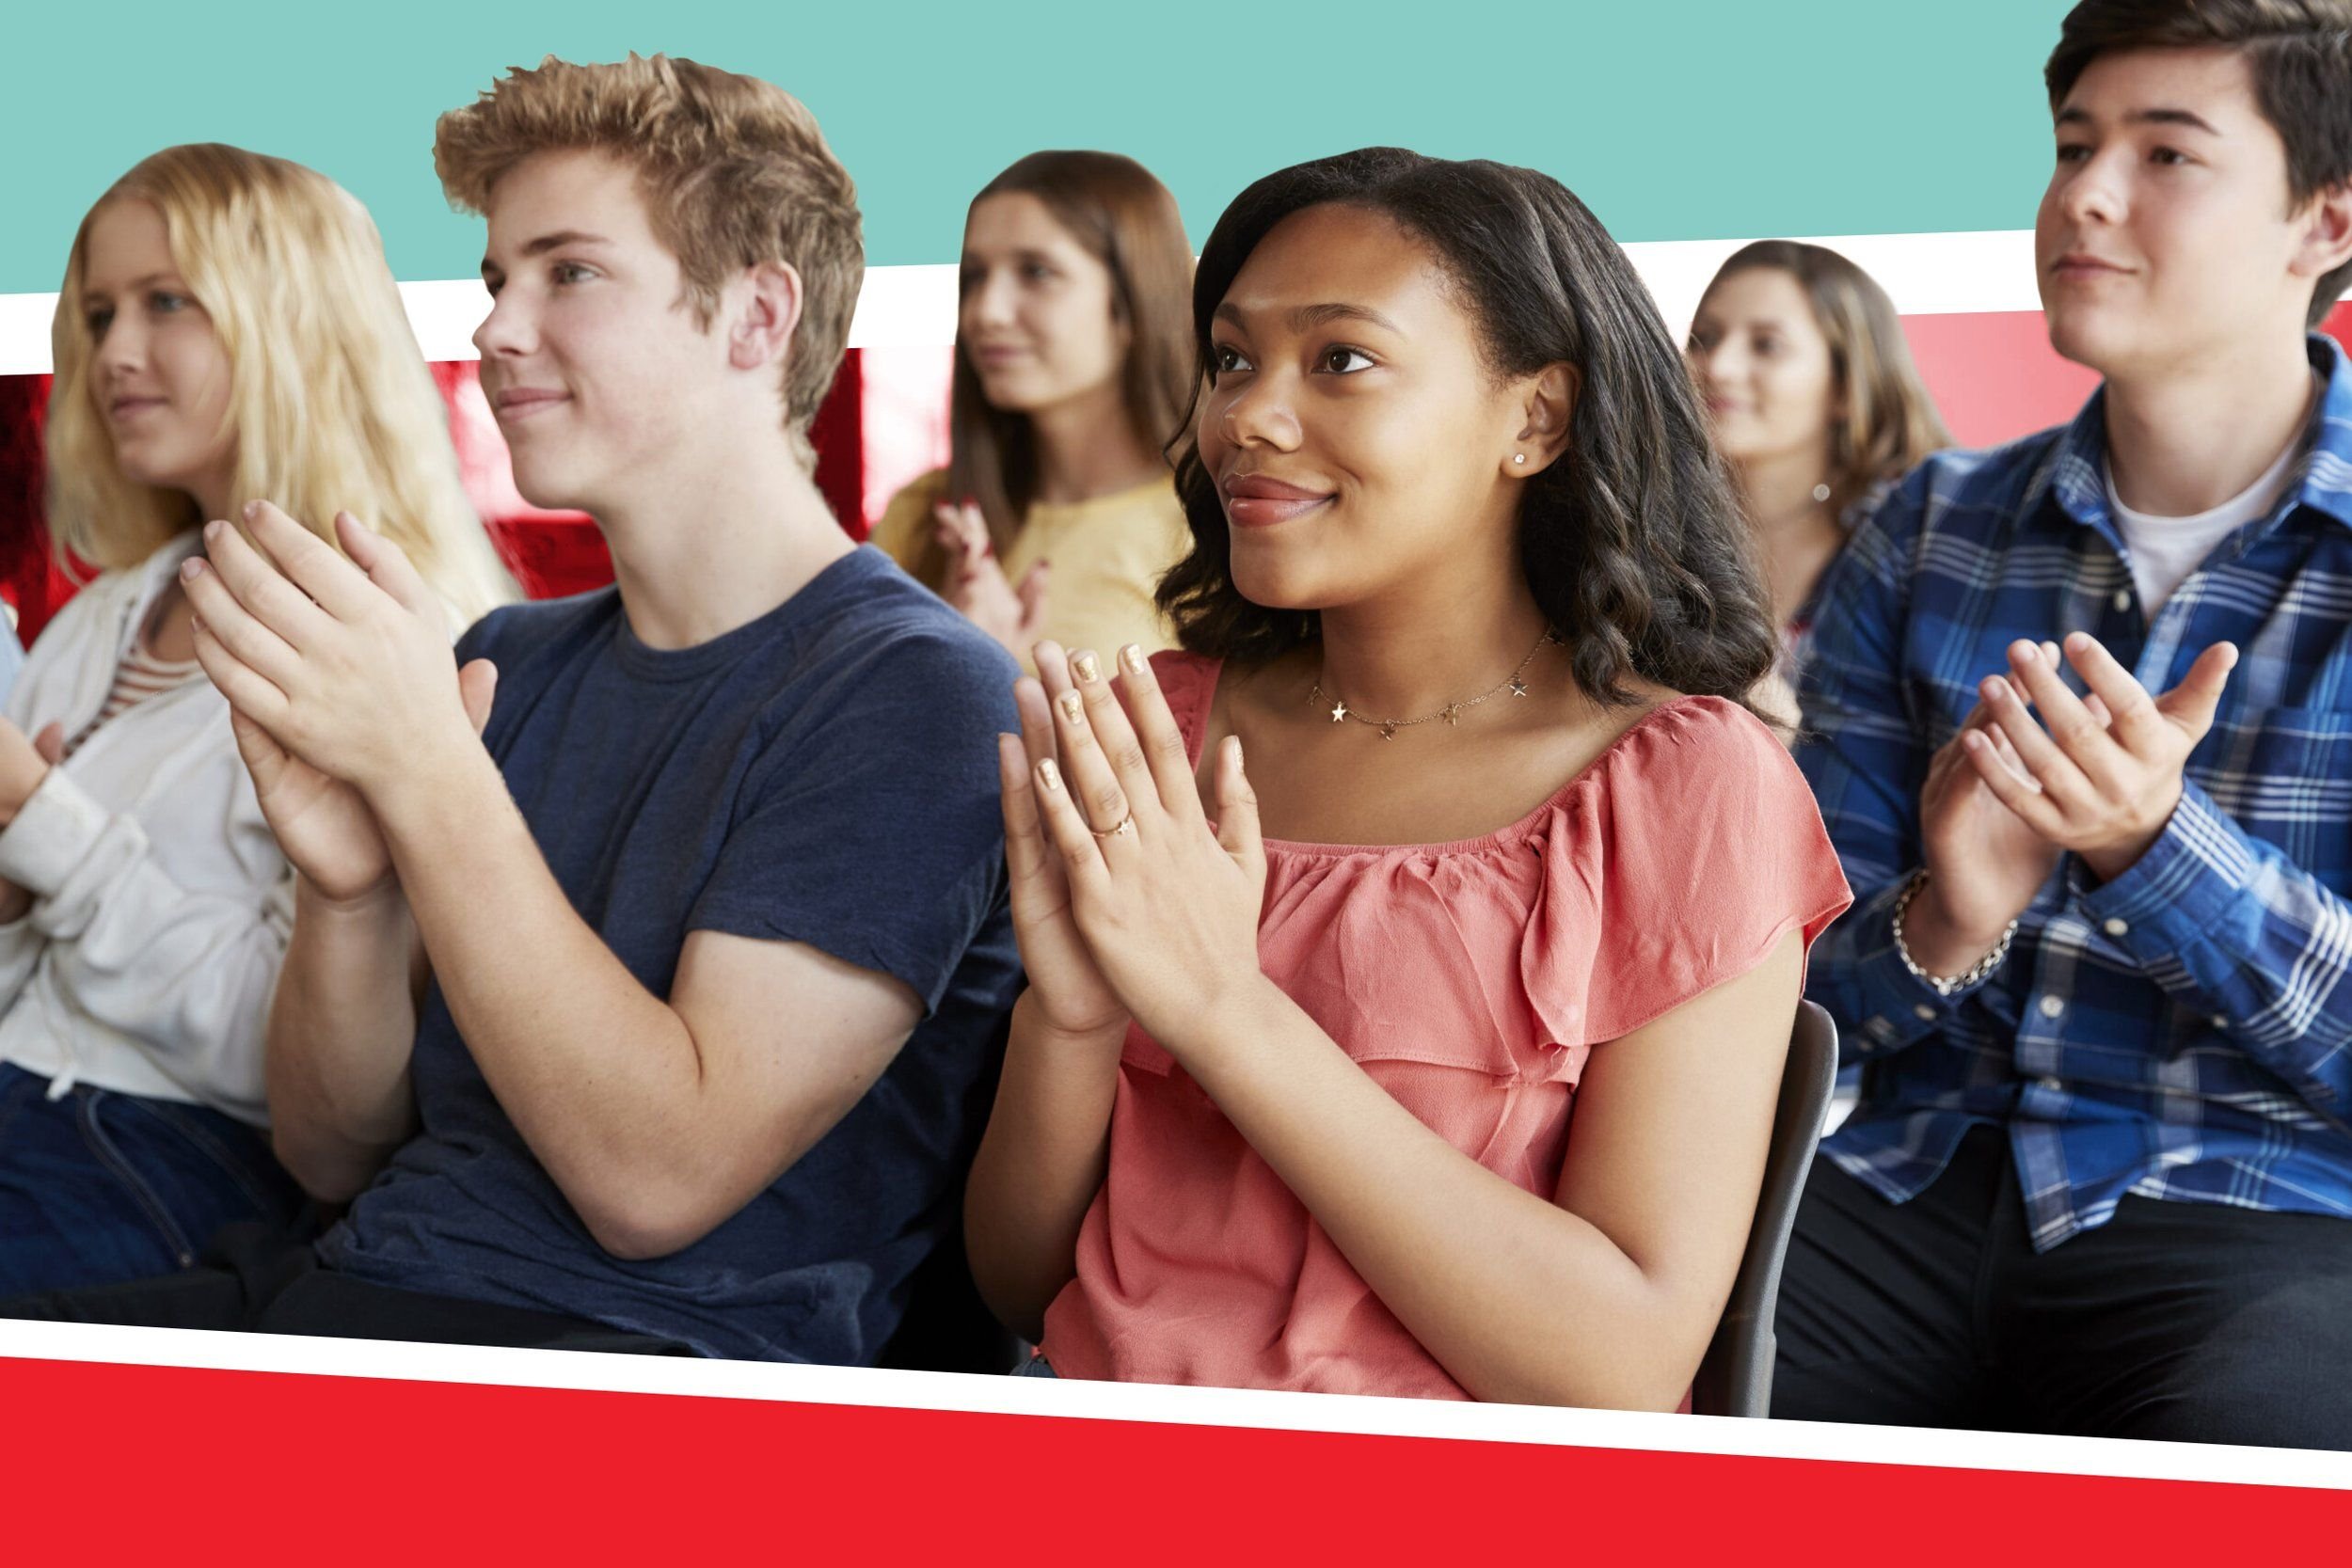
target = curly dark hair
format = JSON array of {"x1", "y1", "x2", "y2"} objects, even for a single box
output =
[{"x1": 1155, "y1": 147, "x2": 1779, "y2": 711}]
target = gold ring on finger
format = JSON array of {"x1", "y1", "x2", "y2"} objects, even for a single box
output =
[{"x1": 1090, "y1": 812, "x2": 1136, "y2": 841}]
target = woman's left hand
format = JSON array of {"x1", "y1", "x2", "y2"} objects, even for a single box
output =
[{"x1": 1025, "y1": 642, "x2": 1268, "y2": 1052}]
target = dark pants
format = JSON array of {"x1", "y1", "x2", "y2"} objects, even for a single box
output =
[
  {"x1": 0, "y1": 1063, "x2": 310, "y2": 1295},
  {"x1": 1772, "y1": 1126, "x2": 2352, "y2": 1450},
  {"x1": 0, "y1": 1222, "x2": 693, "y2": 1355}
]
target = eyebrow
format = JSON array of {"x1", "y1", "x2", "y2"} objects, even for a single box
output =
[
  {"x1": 82, "y1": 271, "x2": 181, "y2": 298},
  {"x1": 2055, "y1": 104, "x2": 2222, "y2": 135},
  {"x1": 1213, "y1": 300, "x2": 1405, "y2": 335},
  {"x1": 961, "y1": 247, "x2": 1059, "y2": 267}
]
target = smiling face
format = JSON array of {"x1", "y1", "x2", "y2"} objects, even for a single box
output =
[
  {"x1": 958, "y1": 190, "x2": 1129, "y2": 416},
  {"x1": 2036, "y1": 45, "x2": 2313, "y2": 379},
  {"x1": 1195, "y1": 203, "x2": 1532, "y2": 613},
  {"x1": 472, "y1": 148, "x2": 738, "y2": 515},
  {"x1": 79, "y1": 198, "x2": 235, "y2": 509},
  {"x1": 1686, "y1": 266, "x2": 1838, "y2": 470}
]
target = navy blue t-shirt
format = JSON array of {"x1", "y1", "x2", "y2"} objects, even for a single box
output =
[{"x1": 318, "y1": 547, "x2": 1023, "y2": 1362}]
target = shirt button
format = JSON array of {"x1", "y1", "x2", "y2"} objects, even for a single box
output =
[
  {"x1": 2102, "y1": 917, "x2": 2129, "y2": 937},
  {"x1": 2211, "y1": 1014, "x2": 2229, "y2": 1030},
  {"x1": 1914, "y1": 1004, "x2": 1937, "y2": 1021},
  {"x1": 2037, "y1": 1075, "x2": 2064, "y2": 1093},
  {"x1": 2039, "y1": 995, "x2": 2066, "y2": 1019},
  {"x1": 2112, "y1": 588, "x2": 2132, "y2": 611}
]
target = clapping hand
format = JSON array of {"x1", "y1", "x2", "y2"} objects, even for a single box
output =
[
  {"x1": 935, "y1": 499, "x2": 1049, "y2": 658},
  {"x1": 1961, "y1": 632, "x2": 2236, "y2": 884},
  {"x1": 1001, "y1": 641, "x2": 1266, "y2": 1053}
]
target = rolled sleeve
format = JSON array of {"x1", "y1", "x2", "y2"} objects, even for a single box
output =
[{"x1": 0, "y1": 770, "x2": 113, "y2": 900}]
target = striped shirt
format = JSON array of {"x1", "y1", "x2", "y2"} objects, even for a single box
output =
[
  {"x1": 61, "y1": 641, "x2": 200, "y2": 760},
  {"x1": 1796, "y1": 331, "x2": 2352, "y2": 1250}
]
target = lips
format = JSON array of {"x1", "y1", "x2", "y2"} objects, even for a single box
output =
[
  {"x1": 107, "y1": 395, "x2": 166, "y2": 420},
  {"x1": 2049, "y1": 251, "x2": 2131, "y2": 280},
  {"x1": 490, "y1": 387, "x2": 569, "y2": 421},
  {"x1": 1221, "y1": 472, "x2": 1332, "y2": 528}
]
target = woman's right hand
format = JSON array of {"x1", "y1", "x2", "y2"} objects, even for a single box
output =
[
  {"x1": 998, "y1": 641, "x2": 1128, "y2": 1042},
  {"x1": 231, "y1": 657, "x2": 498, "y2": 906}
]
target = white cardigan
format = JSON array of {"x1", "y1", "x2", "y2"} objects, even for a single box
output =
[{"x1": 0, "y1": 532, "x2": 292, "y2": 1126}]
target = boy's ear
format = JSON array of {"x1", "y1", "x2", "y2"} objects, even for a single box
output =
[
  {"x1": 2294, "y1": 181, "x2": 2352, "y2": 297},
  {"x1": 728, "y1": 261, "x2": 805, "y2": 372}
]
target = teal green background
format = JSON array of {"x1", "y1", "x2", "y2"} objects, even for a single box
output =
[{"x1": 0, "y1": 0, "x2": 2070, "y2": 293}]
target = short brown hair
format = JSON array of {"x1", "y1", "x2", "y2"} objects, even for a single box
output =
[
  {"x1": 434, "y1": 54, "x2": 865, "y2": 467},
  {"x1": 2046, "y1": 0, "x2": 2352, "y2": 325}
]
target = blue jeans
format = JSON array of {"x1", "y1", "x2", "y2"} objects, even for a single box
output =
[{"x1": 0, "y1": 1063, "x2": 310, "y2": 1295}]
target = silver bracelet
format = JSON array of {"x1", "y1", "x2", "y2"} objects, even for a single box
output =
[{"x1": 1891, "y1": 869, "x2": 2016, "y2": 998}]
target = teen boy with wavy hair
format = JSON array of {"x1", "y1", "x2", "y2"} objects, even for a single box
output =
[
  {"x1": 1779, "y1": 0, "x2": 2352, "y2": 1448},
  {"x1": 4, "y1": 55, "x2": 1024, "y2": 1361}
]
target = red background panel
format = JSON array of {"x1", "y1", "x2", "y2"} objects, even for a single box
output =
[{"x1": 0, "y1": 1354, "x2": 2345, "y2": 1561}]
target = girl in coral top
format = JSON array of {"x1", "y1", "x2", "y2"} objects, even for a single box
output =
[{"x1": 963, "y1": 148, "x2": 1854, "y2": 1408}]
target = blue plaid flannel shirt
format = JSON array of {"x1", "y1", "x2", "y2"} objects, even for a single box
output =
[{"x1": 1797, "y1": 333, "x2": 2352, "y2": 1249}]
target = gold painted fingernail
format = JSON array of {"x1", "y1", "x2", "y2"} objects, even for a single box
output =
[
  {"x1": 1071, "y1": 650, "x2": 1101, "y2": 684},
  {"x1": 1057, "y1": 689, "x2": 1085, "y2": 721},
  {"x1": 1120, "y1": 644, "x2": 1147, "y2": 674},
  {"x1": 1038, "y1": 758, "x2": 1063, "y2": 792}
]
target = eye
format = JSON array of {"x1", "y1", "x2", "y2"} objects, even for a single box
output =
[
  {"x1": 551, "y1": 261, "x2": 596, "y2": 285},
  {"x1": 2150, "y1": 146, "x2": 2190, "y2": 166},
  {"x1": 958, "y1": 265, "x2": 981, "y2": 295},
  {"x1": 1752, "y1": 333, "x2": 1783, "y2": 358},
  {"x1": 1021, "y1": 261, "x2": 1057, "y2": 283},
  {"x1": 86, "y1": 304, "x2": 115, "y2": 337},
  {"x1": 1318, "y1": 346, "x2": 1375, "y2": 374},
  {"x1": 1210, "y1": 342, "x2": 1254, "y2": 378},
  {"x1": 149, "y1": 290, "x2": 192, "y2": 314},
  {"x1": 2055, "y1": 142, "x2": 2091, "y2": 165}
]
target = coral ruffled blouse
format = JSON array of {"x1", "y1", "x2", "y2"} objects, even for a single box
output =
[{"x1": 1038, "y1": 652, "x2": 1853, "y2": 1399}]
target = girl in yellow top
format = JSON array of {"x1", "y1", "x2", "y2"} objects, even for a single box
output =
[{"x1": 872, "y1": 151, "x2": 1194, "y2": 667}]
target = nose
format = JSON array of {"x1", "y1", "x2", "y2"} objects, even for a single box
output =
[
  {"x1": 2058, "y1": 147, "x2": 2127, "y2": 229},
  {"x1": 1214, "y1": 366, "x2": 1303, "y2": 453},
  {"x1": 94, "y1": 311, "x2": 143, "y2": 384},
  {"x1": 472, "y1": 283, "x2": 534, "y2": 360},
  {"x1": 969, "y1": 267, "x2": 1019, "y2": 332},
  {"x1": 1694, "y1": 339, "x2": 1742, "y2": 393}
]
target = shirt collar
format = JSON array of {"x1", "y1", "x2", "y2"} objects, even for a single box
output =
[{"x1": 2042, "y1": 332, "x2": 2352, "y2": 537}]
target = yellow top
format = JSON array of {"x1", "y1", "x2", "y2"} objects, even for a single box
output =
[{"x1": 870, "y1": 468, "x2": 1192, "y2": 672}]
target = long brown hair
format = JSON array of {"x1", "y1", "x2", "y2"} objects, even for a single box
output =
[
  {"x1": 1700, "y1": 240, "x2": 1952, "y2": 519},
  {"x1": 912, "y1": 150, "x2": 1194, "y2": 590}
]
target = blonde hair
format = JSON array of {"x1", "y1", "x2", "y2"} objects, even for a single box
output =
[
  {"x1": 433, "y1": 54, "x2": 865, "y2": 471},
  {"x1": 47, "y1": 144, "x2": 515, "y2": 626}
]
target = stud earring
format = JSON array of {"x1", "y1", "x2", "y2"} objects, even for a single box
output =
[
  {"x1": 1811, "y1": 482, "x2": 1832, "y2": 502},
  {"x1": 1513, "y1": 453, "x2": 1527, "y2": 466}
]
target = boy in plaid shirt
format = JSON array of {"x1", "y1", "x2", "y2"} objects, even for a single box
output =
[{"x1": 1780, "y1": 0, "x2": 2352, "y2": 1449}]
